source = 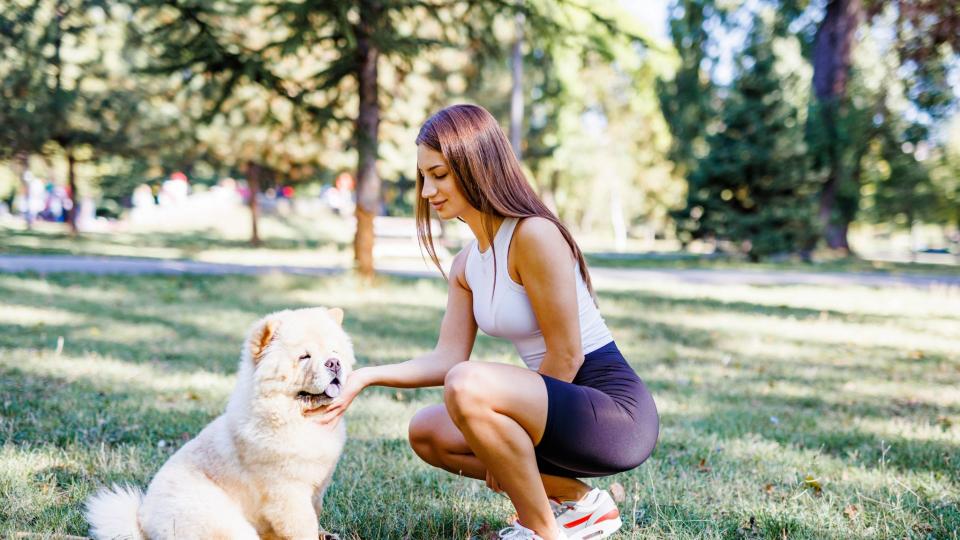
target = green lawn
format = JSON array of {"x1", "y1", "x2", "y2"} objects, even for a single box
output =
[
  {"x1": 1, "y1": 272, "x2": 958, "y2": 539},
  {"x1": 0, "y1": 214, "x2": 354, "y2": 268}
]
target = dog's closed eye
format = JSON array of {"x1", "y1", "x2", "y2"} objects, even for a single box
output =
[{"x1": 298, "y1": 353, "x2": 311, "y2": 361}]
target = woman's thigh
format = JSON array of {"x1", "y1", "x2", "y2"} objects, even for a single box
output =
[{"x1": 442, "y1": 361, "x2": 549, "y2": 445}]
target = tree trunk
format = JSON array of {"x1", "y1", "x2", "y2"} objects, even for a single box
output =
[
  {"x1": 610, "y1": 176, "x2": 626, "y2": 253},
  {"x1": 354, "y1": 0, "x2": 382, "y2": 280},
  {"x1": 812, "y1": 0, "x2": 863, "y2": 252},
  {"x1": 67, "y1": 151, "x2": 78, "y2": 235},
  {"x1": 539, "y1": 169, "x2": 560, "y2": 215},
  {"x1": 509, "y1": 8, "x2": 525, "y2": 159},
  {"x1": 18, "y1": 153, "x2": 33, "y2": 230},
  {"x1": 246, "y1": 161, "x2": 262, "y2": 247}
]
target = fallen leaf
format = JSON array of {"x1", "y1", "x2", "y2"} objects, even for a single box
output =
[
  {"x1": 736, "y1": 515, "x2": 758, "y2": 536},
  {"x1": 763, "y1": 483, "x2": 775, "y2": 495},
  {"x1": 697, "y1": 458, "x2": 712, "y2": 473},
  {"x1": 473, "y1": 523, "x2": 494, "y2": 540},
  {"x1": 843, "y1": 504, "x2": 859, "y2": 520},
  {"x1": 608, "y1": 481, "x2": 626, "y2": 503},
  {"x1": 909, "y1": 350, "x2": 924, "y2": 360},
  {"x1": 803, "y1": 474, "x2": 822, "y2": 495}
]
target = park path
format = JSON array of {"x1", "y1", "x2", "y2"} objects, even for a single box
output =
[{"x1": 1, "y1": 254, "x2": 958, "y2": 289}]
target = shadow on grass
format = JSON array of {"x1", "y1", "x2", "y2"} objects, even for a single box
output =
[
  {"x1": 0, "y1": 227, "x2": 350, "y2": 255},
  {"x1": 601, "y1": 287, "x2": 936, "y2": 325},
  {"x1": 0, "y1": 273, "x2": 448, "y2": 376},
  {"x1": 660, "y1": 389, "x2": 959, "y2": 481},
  {"x1": 0, "y1": 365, "x2": 220, "y2": 448}
]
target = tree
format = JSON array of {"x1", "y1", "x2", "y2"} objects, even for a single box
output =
[
  {"x1": 658, "y1": 0, "x2": 718, "y2": 184},
  {"x1": 0, "y1": 0, "x2": 168, "y2": 232},
  {"x1": 661, "y1": 0, "x2": 959, "y2": 254},
  {"x1": 675, "y1": 10, "x2": 819, "y2": 260},
  {"x1": 133, "y1": 0, "x2": 643, "y2": 277},
  {"x1": 461, "y1": 1, "x2": 677, "y2": 247},
  {"x1": 195, "y1": 83, "x2": 350, "y2": 245},
  {"x1": 809, "y1": 0, "x2": 960, "y2": 252}
]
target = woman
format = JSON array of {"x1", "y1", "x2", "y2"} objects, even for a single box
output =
[{"x1": 322, "y1": 104, "x2": 659, "y2": 540}]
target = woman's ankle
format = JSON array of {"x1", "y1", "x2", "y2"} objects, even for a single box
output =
[{"x1": 544, "y1": 479, "x2": 592, "y2": 502}]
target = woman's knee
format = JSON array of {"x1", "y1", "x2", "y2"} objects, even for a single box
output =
[
  {"x1": 408, "y1": 409, "x2": 441, "y2": 462},
  {"x1": 442, "y1": 363, "x2": 490, "y2": 419}
]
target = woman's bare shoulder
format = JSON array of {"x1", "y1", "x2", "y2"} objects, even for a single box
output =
[
  {"x1": 449, "y1": 244, "x2": 473, "y2": 290},
  {"x1": 514, "y1": 216, "x2": 570, "y2": 253}
]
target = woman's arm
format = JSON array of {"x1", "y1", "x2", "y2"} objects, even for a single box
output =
[
  {"x1": 512, "y1": 217, "x2": 584, "y2": 383},
  {"x1": 319, "y1": 248, "x2": 478, "y2": 421},
  {"x1": 362, "y1": 247, "x2": 478, "y2": 387}
]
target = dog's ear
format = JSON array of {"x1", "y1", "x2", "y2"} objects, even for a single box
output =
[
  {"x1": 327, "y1": 307, "x2": 344, "y2": 326},
  {"x1": 249, "y1": 317, "x2": 279, "y2": 364}
]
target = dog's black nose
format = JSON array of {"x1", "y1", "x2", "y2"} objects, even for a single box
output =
[{"x1": 325, "y1": 358, "x2": 340, "y2": 373}]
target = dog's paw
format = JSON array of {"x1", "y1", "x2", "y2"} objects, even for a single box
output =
[{"x1": 319, "y1": 531, "x2": 340, "y2": 540}]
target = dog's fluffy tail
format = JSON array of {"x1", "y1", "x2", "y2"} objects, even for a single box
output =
[{"x1": 84, "y1": 484, "x2": 146, "y2": 540}]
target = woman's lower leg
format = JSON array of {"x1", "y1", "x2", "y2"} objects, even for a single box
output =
[
  {"x1": 431, "y1": 450, "x2": 590, "y2": 502},
  {"x1": 450, "y1": 408, "x2": 561, "y2": 537}
]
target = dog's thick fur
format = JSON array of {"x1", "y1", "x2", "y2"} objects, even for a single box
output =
[{"x1": 85, "y1": 307, "x2": 353, "y2": 540}]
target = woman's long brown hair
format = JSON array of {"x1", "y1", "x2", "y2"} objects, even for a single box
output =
[{"x1": 414, "y1": 103, "x2": 597, "y2": 302}]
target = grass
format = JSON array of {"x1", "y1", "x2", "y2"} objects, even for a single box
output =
[
  {"x1": 0, "y1": 212, "x2": 354, "y2": 268},
  {"x1": 1, "y1": 270, "x2": 959, "y2": 539}
]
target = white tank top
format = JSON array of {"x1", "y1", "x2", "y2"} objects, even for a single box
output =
[{"x1": 463, "y1": 217, "x2": 613, "y2": 370}]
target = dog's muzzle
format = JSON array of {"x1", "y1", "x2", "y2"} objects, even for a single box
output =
[{"x1": 296, "y1": 374, "x2": 342, "y2": 412}]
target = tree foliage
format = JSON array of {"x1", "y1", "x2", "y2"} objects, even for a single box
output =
[{"x1": 675, "y1": 9, "x2": 819, "y2": 259}]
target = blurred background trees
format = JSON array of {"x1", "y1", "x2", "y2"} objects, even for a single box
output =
[{"x1": 2, "y1": 0, "x2": 958, "y2": 269}]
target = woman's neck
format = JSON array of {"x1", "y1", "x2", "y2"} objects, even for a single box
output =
[{"x1": 461, "y1": 208, "x2": 505, "y2": 252}]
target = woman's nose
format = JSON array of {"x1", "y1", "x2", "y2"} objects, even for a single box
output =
[{"x1": 421, "y1": 178, "x2": 436, "y2": 198}]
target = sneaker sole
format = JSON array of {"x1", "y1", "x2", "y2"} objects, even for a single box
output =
[{"x1": 565, "y1": 516, "x2": 623, "y2": 540}]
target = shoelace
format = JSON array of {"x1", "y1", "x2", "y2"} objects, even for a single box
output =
[{"x1": 551, "y1": 502, "x2": 576, "y2": 518}]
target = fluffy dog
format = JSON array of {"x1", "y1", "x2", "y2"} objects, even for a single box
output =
[{"x1": 85, "y1": 307, "x2": 353, "y2": 540}]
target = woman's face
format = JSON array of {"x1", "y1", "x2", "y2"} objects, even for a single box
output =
[{"x1": 417, "y1": 144, "x2": 471, "y2": 220}]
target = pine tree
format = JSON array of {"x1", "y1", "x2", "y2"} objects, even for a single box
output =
[{"x1": 676, "y1": 11, "x2": 819, "y2": 260}]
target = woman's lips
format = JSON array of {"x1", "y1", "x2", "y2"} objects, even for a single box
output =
[{"x1": 431, "y1": 200, "x2": 447, "y2": 209}]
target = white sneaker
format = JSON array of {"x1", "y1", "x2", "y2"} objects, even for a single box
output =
[
  {"x1": 550, "y1": 488, "x2": 623, "y2": 540},
  {"x1": 498, "y1": 520, "x2": 564, "y2": 539}
]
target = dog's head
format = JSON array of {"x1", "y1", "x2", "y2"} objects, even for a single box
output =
[{"x1": 243, "y1": 307, "x2": 354, "y2": 416}]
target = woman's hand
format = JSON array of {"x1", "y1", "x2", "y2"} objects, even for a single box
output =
[{"x1": 312, "y1": 367, "x2": 372, "y2": 425}]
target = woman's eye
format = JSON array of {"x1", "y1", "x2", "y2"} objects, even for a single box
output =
[
  {"x1": 298, "y1": 353, "x2": 311, "y2": 361},
  {"x1": 435, "y1": 173, "x2": 447, "y2": 179}
]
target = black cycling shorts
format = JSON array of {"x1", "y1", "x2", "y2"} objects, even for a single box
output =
[{"x1": 534, "y1": 341, "x2": 659, "y2": 478}]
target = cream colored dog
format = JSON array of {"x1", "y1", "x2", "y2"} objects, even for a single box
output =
[{"x1": 85, "y1": 307, "x2": 353, "y2": 540}]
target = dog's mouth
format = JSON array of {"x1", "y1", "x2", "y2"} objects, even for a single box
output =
[{"x1": 296, "y1": 378, "x2": 341, "y2": 412}]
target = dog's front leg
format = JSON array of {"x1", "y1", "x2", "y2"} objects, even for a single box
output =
[
  {"x1": 312, "y1": 488, "x2": 339, "y2": 540},
  {"x1": 261, "y1": 490, "x2": 320, "y2": 540}
]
